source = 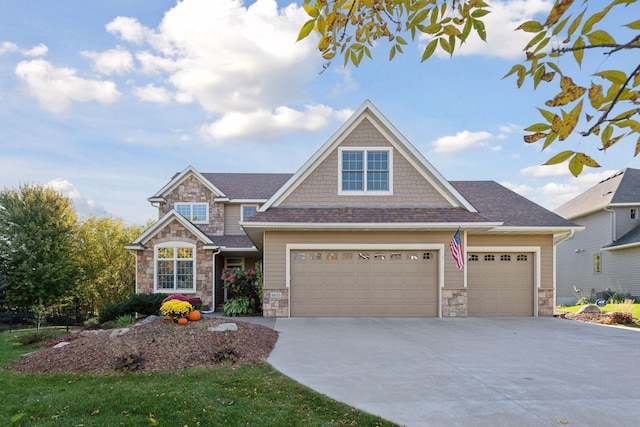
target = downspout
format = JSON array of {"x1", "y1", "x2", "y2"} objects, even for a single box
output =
[
  {"x1": 603, "y1": 206, "x2": 616, "y2": 243},
  {"x1": 202, "y1": 247, "x2": 221, "y2": 314}
]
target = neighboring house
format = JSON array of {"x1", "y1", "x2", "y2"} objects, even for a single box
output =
[
  {"x1": 127, "y1": 100, "x2": 578, "y2": 317},
  {"x1": 554, "y1": 168, "x2": 640, "y2": 305}
]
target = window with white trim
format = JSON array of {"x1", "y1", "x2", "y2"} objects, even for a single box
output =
[
  {"x1": 155, "y1": 242, "x2": 195, "y2": 292},
  {"x1": 175, "y1": 203, "x2": 208, "y2": 223},
  {"x1": 339, "y1": 147, "x2": 392, "y2": 194},
  {"x1": 241, "y1": 204, "x2": 258, "y2": 221}
]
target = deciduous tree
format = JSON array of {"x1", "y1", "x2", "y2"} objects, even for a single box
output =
[
  {"x1": 298, "y1": 0, "x2": 640, "y2": 175},
  {"x1": 0, "y1": 184, "x2": 80, "y2": 310}
]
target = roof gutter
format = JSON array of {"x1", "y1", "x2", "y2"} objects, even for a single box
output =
[
  {"x1": 554, "y1": 229, "x2": 575, "y2": 247},
  {"x1": 241, "y1": 221, "x2": 503, "y2": 230}
]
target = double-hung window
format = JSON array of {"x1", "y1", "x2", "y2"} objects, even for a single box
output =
[
  {"x1": 241, "y1": 204, "x2": 258, "y2": 221},
  {"x1": 175, "y1": 203, "x2": 208, "y2": 223},
  {"x1": 339, "y1": 147, "x2": 392, "y2": 194},
  {"x1": 155, "y1": 242, "x2": 196, "y2": 292}
]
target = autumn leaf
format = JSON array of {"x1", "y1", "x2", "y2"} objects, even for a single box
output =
[
  {"x1": 544, "y1": 150, "x2": 574, "y2": 165},
  {"x1": 524, "y1": 132, "x2": 547, "y2": 143},
  {"x1": 545, "y1": 76, "x2": 586, "y2": 107},
  {"x1": 545, "y1": 0, "x2": 574, "y2": 27},
  {"x1": 559, "y1": 100, "x2": 583, "y2": 140}
]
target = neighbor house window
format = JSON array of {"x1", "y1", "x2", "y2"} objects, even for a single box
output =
[
  {"x1": 631, "y1": 208, "x2": 637, "y2": 220},
  {"x1": 175, "y1": 203, "x2": 208, "y2": 223},
  {"x1": 155, "y1": 242, "x2": 195, "y2": 292},
  {"x1": 339, "y1": 148, "x2": 392, "y2": 194},
  {"x1": 241, "y1": 204, "x2": 258, "y2": 221}
]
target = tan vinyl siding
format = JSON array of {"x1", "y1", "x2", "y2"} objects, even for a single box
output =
[
  {"x1": 224, "y1": 204, "x2": 242, "y2": 235},
  {"x1": 467, "y1": 234, "x2": 554, "y2": 289},
  {"x1": 262, "y1": 230, "x2": 463, "y2": 290},
  {"x1": 280, "y1": 119, "x2": 452, "y2": 207}
]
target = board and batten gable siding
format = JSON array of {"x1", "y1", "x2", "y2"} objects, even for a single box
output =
[
  {"x1": 262, "y1": 230, "x2": 464, "y2": 293},
  {"x1": 555, "y1": 211, "x2": 613, "y2": 304},
  {"x1": 159, "y1": 173, "x2": 224, "y2": 236},
  {"x1": 224, "y1": 204, "x2": 242, "y2": 235},
  {"x1": 279, "y1": 119, "x2": 453, "y2": 207}
]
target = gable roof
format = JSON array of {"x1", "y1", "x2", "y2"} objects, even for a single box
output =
[
  {"x1": 125, "y1": 209, "x2": 215, "y2": 250},
  {"x1": 149, "y1": 166, "x2": 226, "y2": 202},
  {"x1": 261, "y1": 100, "x2": 476, "y2": 212},
  {"x1": 554, "y1": 168, "x2": 640, "y2": 219}
]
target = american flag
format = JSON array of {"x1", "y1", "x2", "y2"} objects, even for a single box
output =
[{"x1": 450, "y1": 229, "x2": 464, "y2": 270}]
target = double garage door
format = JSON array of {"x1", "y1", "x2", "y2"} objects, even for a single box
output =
[
  {"x1": 290, "y1": 249, "x2": 438, "y2": 317},
  {"x1": 290, "y1": 249, "x2": 535, "y2": 317}
]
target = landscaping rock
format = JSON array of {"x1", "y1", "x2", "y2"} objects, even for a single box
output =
[
  {"x1": 110, "y1": 327, "x2": 130, "y2": 338},
  {"x1": 208, "y1": 323, "x2": 238, "y2": 332},
  {"x1": 135, "y1": 315, "x2": 162, "y2": 326},
  {"x1": 53, "y1": 342, "x2": 70, "y2": 349},
  {"x1": 80, "y1": 329, "x2": 107, "y2": 337},
  {"x1": 578, "y1": 304, "x2": 601, "y2": 314}
]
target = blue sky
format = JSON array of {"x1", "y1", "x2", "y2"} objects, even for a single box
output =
[{"x1": 1, "y1": 0, "x2": 638, "y2": 225}]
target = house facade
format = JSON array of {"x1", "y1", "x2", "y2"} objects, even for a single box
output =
[
  {"x1": 127, "y1": 100, "x2": 578, "y2": 317},
  {"x1": 554, "y1": 168, "x2": 640, "y2": 305}
]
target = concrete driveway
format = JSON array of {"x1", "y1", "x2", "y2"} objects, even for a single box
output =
[{"x1": 268, "y1": 317, "x2": 640, "y2": 427}]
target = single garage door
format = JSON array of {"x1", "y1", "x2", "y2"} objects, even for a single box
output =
[
  {"x1": 467, "y1": 252, "x2": 534, "y2": 316},
  {"x1": 290, "y1": 249, "x2": 438, "y2": 317}
]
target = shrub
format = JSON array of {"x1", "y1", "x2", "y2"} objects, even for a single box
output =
[
  {"x1": 606, "y1": 311, "x2": 634, "y2": 325},
  {"x1": 224, "y1": 297, "x2": 253, "y2": 317},
  {"x1": 16, "y1": 329, "x2": 61, "y2": 346},
  {"x1": 115, "y1": 314, "x2": 135, "y2": 326},
  {"x1": 608, "y1": 292, "x2": 634, "y2": 304},
  {"x1": 127, "y1": 293, "x2": 165, "y2": 316},
  {"x1": 99, "y1": 302, "x2": 129, "y2": 324},
  {"x1": 577, "y1": 297, "x2": 596, "y2": 305}
]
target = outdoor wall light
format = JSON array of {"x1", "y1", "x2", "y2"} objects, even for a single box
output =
[{"x1": 574, "y1": 248, "x2": 585, "y2": 253}]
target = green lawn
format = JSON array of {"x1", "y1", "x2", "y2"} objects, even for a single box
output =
[
  {"x1": 557, "y1": 302, "x2": 640, "y2": 318},
  {"x1": 1, "y1": 331, "x2": 398, "y2": 427}
]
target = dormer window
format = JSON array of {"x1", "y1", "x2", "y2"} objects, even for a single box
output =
[
  {"x1": 339, "y1": 147, "x2": 392, "y2": 195},
  {"x1": 175, "y1": 203, "x2": 208, "y2": 223},
  {"x1": 241, "y1": 204, "x2": 258, "y2": 221}
]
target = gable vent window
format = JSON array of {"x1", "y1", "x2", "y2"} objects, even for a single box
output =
[
  {"x1": 241, "y1": 204, "x2": 258, "y2": 221},
  {"x1": 339, "y1": 148, "x2": 392, "y2": 194},
  {"x1": 631, "y1": 208, "x2": 637, "y2": 220},
  {"x1": 175, "y1": 203, "x2": 208, "y2": 224}
]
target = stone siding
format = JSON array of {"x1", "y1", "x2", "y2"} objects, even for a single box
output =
[
  {"x1": 538, "y1": 288, "x2": 554, "y2": 316},
  {"x1": 159, "y1": 174, "x2": 224, "y2": 236},
  {"x1": 262, "y1": 288, "x2": 289, "y2": 317},
  {"x1": 136, "y1": 219, "x2": 214, "y2": 309},
  {"x1": 441, "y1": 289, "x2": 467, "y2": 317}
]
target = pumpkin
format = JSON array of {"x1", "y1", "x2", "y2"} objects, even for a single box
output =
[
  {"x1": 187, "y1": 310, "x2": 201, "y2": 322},
  {"x1": 177, "y1": 317, "x2": 188, "y2": 325}
]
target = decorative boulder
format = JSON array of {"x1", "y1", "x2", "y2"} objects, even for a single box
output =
[
  {"x1": 208, "y1": 323, "x2": 238, "y2": 332},
  {"x1": 577, "y1": 304, "x2": 601, "y2": 314}
]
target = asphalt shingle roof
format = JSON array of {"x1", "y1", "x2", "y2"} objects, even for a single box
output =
[{"x1": 201, "y1": 173, "x2": 292, "y2": 200}]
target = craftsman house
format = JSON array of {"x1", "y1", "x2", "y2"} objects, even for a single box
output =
[
  {"x1": 554, "y1": 168, "x2": 640, "y2": 305},
  {"x1": 127, "y1": 100, "x2": 578, "y2": 317}
]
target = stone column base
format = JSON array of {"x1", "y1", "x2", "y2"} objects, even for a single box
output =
[
  {"x1": 442, "y1": 289, "x2": 467, "y2": 317},
  {"x1": 263, "y1": 289, "x2": 289, "y2": 317}
]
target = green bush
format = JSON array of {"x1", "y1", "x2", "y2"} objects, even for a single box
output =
[
  {"x1": 115, "y1": 314, "x2": 135, "y2": 326},
  {"x1": 224, "y1": 297, "x2": 253, "y2": 317},
  {"x1": 16, "y1": 329, "x2": 61, "y2": 346},
  {"x1": 577, "y1": 297, "x2": 595, "y2": 305},
  {"x1": 99, "y1": 293, "x2": 165, "y2": 324},
  {"x1": 608, "y1": 292, "x2": 634, "y2": 304}
]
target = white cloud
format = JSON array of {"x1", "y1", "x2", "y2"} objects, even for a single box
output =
[
  {"x1": 103, "y1": 0, "x2": 348, "y2": 140},
  {"x1": 432, "y1": 130, "x2": 492, "y2": 155},
  {"x1": 22, "y1": 43, "x2": 48, "y2": 57},
  {"x1": 134, "y1": 83, "x2": 172, "y2": 103},
  {"x1": 201, "y1": 104, "x2": 353, "y2": 141},
  {"x1": 424, "y1": 0, "x2": 553, "y2": 59},
  {"x1": 14, "y1": 59, "x2": 121, "y2": 113},
  {"x1": 82, "y1": 47, "x2": 134, "y2": 75},
  {"x1": 521, "y1": 163, "x2": 569, "y2": 178},
  {"x1": 45, "y1": 178, "x2": 108, "y2": 218},
  {"x1": 0, "y1": 41, "x2": 18, "y2": 55}
]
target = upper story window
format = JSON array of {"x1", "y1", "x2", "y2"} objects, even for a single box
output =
[
  {"x1": 175, "y1": 203, "x2": 208, "y2": 223},
  {"x1": 631, "y1": 208, "x2": 637, "y2": 220},
  {"x1": 339, "y1": 147, "x2": 392, "y2": 195},
  {"x1": 241, "y1": 204, "x2": 259, "y2": 221}
]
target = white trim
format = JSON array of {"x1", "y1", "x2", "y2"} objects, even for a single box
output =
[
  {"x1": 467, "y1": 246, "x2": 541, "y2": 317},
  {"x1": 242, "y1": 221, "x2": 503, "y2": 230},
  {"x1": 153, "y1": 241, "x2": 197, "y2": 293},
  {"x1": 285, "y1": 243, "x2": 445, "y2": 318},
  {"x1": 241, "y1": 204, "x2": 260, "y2": 222},
  {"x1": 130, "y1": 210, "x2": 214, "y2": 246},
  {"x1": 149, "y1": 165, "x2": 226, "y2": 200},
  {"x1": 229, "y1": 199, "x2": 268, "y2": 204},
  {"x1": 260, "y1": 100, "x2": 476, "y2": 212},
  {"x1": 175, "y1": 202, "x2": 209, "y2": 224},
  {"x1": 601, "y1": 242, "x2": 640, "y2": 251},
  {"x1": 338, "y1": 147, "x2": 393, "y2": 196}
]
